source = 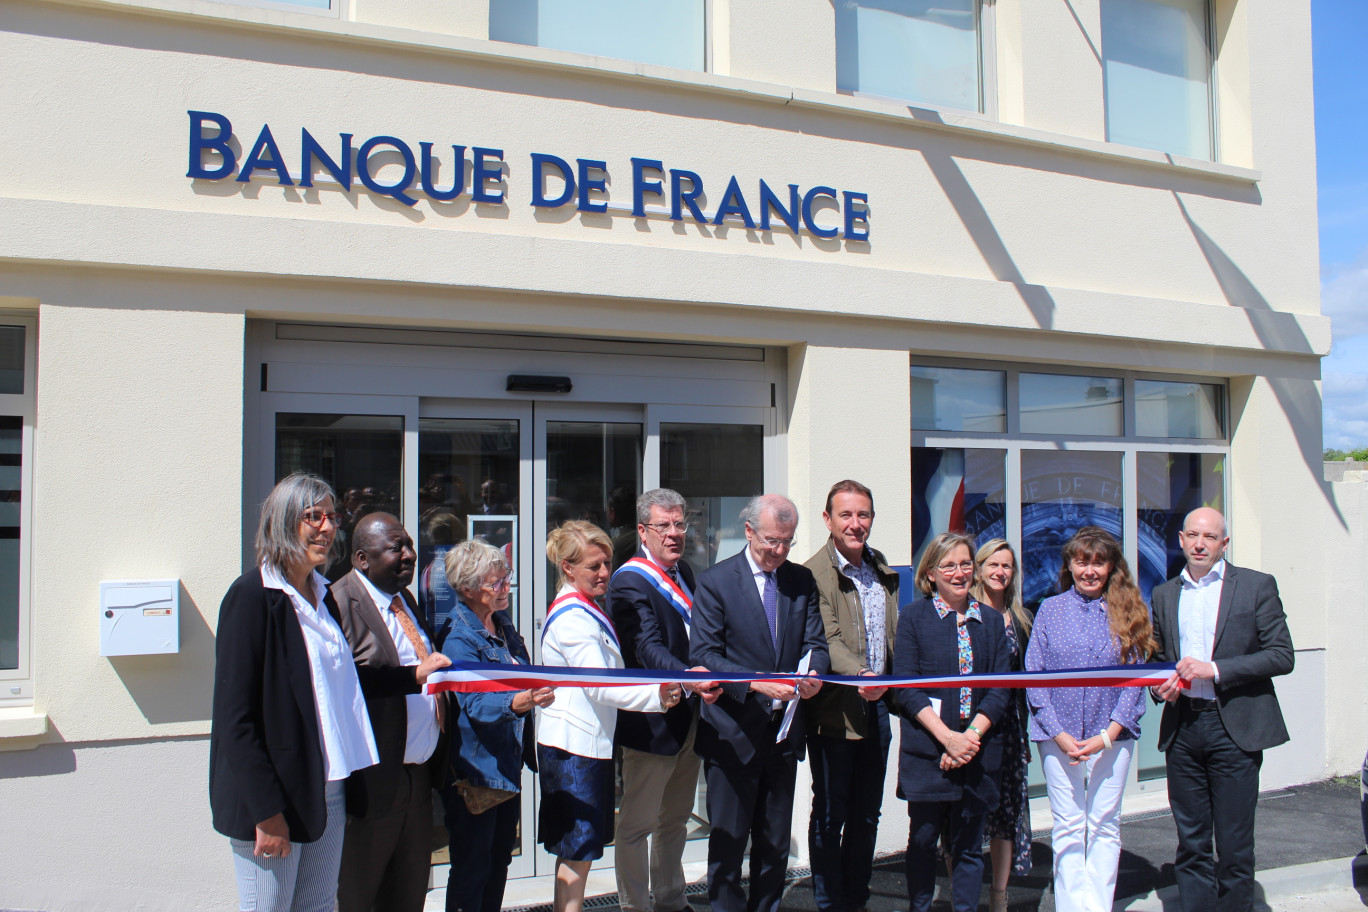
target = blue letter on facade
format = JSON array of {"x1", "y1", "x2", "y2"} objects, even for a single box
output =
[
  {"x1": 237, "y1": 124, "x2": 294, "y2": 186},
  {"x1": 357, "y1": 136, "x2": 418, "y2": 206},
  {"x1": 631, "y1": 158, "x2": 664, "y2": 217},
  {"x1": 801, "y1": 186, "x2": 839, "y2": 239},
  {"x1": 712, "y1": 176, "x2": 756, "y2": 229},
  {"x1": 842, "y1": 191, "x2": 870, "y2": 241},
  {"x1": 299, "y1": 130, "x2": 352, "y2": 189},
  {"x1": 187, "y1": 111, "x2": 236, "y2": 180},
  {"x1": 471, "y1": 148, "x2": 506, "y2": 204},
  {"x1": 531, "y1": 153, "x2": 576, "y2": 207},
  {"x1": 420, "y1": 143, "x2": 467, "y2": 201},
  {"x1": 577, "y1": 159, "x2": 609, "y2": 213}
]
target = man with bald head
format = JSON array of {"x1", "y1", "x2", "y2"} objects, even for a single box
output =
[
  {"x1": 691, "y1": 494, "x2": 830, "y2": 912},
  {"x1": 1151, "y1": 507, "x2": 1294, "y2": 912},
  {"x1": 330, "y1": 512, "x2": 451, "y2": 912}
]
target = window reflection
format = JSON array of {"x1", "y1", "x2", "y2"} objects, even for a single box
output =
[
  {"x1": 1102, "y1": 0, "x2": 1212, "y2": 160},
  {"x1": 836, "y1": 0, "x2": 981, "y2": 111},
  {"x1": 660, "y1": 423, "x2": 763, "y2": 570},
  {"x1": 0, "y1": 327, "x2": 24, "y2": 395},
  {"x1": 1020, "y1": 373, "x2": 1124, "y2": 436},
  {"x1": 909, "y1": 365, "x2": 1006, "y2": 433},
  {"x1": 546, "y1": 422, "x2": 643, "y2": 579},
  {"x1": 490, "y1": 0, "x2": 705, "y2": 71},
  {"x1": 1135, "y1": 380, "x2": 1223, "y2": 438},
  {"x1": 275, "y1": 413, "x2": 404, "y2": 580}
]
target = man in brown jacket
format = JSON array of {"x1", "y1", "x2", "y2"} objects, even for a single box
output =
[{"x1": 803, "y1": 480, "x2": 900, "y2": 912}]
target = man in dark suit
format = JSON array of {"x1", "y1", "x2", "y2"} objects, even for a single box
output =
[
  {"x1": 691, "y1": 494, "x2": 830, "y2": 912},
  {"x1": 610, "y1": 488, "x2": 722, "y2": 912},
  {"x1": 1152, "y1": 507, "x2": 1295, "y2": 912},
  {"x1": 331, "y1": 512, "x2": 451, "y2": 912}
]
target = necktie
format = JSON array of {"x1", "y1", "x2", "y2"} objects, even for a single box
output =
[
  {"x1": 762, "y1": 572, "x2": 779, "y2": 647},
  {"x1": 665, "y1": 566, "x2": 679, "y2": 583},
  {"x1": 388, "y1": 595, "x2": 444, "y2": 730}
]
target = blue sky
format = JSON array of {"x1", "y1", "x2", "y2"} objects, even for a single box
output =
[{"x1": 1314, "y1": 0, "x2": 1368, "y2": 448}]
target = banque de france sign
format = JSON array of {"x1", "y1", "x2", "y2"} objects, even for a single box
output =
[{"x1": 187, "y1": 111, "x2": 870, "y2": 241}]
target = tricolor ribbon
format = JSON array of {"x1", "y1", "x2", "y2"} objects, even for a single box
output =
[
  {"x1": 614, "y1": 556, "x2": 692, "y2": 625},
  {"x1": 426, "y1": 660, "x2": 1184, "y2": 695}
]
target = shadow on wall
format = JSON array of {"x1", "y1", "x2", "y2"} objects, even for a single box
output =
[
  {"x1": 0, "y1": 718, "x2": 76, "y2": 777},
  {"x1": 108, "y1": 581, "x2": 215, "y2": 725}
]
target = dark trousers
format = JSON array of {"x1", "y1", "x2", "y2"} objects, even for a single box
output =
[
  {"x1": 704, "y1": 747, "x2": 798, "y2": 912},
  {"x1": 443, "y1": 785, "x2": 520, "y2": 912},
  {"x1": 807, "y1": 703, "x2": 892, "y2": 912},
  {"x1": 338, "y1": 762, "x2": 433, "y2": 912},
  {"x1": 905, "y1": 801, "x2": 986, "y2": 912},
  {"x1": 1166, "y1": 703, "x2": 1263, "y2": 912}
]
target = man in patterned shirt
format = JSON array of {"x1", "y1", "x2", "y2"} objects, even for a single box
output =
[{"x1": 803, "y1": 480, "x2": 900, "y2": 912}]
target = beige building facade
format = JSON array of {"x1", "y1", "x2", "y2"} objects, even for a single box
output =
[{"x1": 0, "y1": 1, "x2": 1342, "y2": 909}]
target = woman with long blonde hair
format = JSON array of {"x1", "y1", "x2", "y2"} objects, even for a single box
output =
[
  {"x1": 970, "y1": 540, "x2": 1031, "y2": 912},
  {"x1": 1024, "y1": 526, "x2": 1154, "y2": 912}
]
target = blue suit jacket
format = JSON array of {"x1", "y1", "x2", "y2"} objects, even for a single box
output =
[
  {"x1": 689, "y1": 550, "x2": 830, "y2": 767},
  {"x1": 609, "y1": 551, "x2": 699, "y2": 755}
]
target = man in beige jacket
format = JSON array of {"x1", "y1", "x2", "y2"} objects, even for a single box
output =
[{"x1": 803, "y1": 480, "x2": 900, "y2": 912}]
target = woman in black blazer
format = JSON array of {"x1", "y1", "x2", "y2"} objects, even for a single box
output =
[
  {"x1": 210, "y1": 474, "x2": 441, "y2": 912},
  {"x1": 892, "y1": 531, "x2": 1010, "y2": 912}
]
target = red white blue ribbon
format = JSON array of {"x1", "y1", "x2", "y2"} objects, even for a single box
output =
[
  {"x1": 613, "y1": 556, "x2": 692, "y2": 625},
  {"x1": 427, "y1": 660, "x2": 1184, "y2": 695},
  {"x1": 542, "y1": 590, "x2": 618, "y2": 649}
]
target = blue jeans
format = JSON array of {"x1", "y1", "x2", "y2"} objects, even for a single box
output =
[
  {"x1": 807, "y1": 703, "x2": 892, "y2": 912},
  {"x1": 230, "y1": 780, "x2": 346, "y2": 912}
]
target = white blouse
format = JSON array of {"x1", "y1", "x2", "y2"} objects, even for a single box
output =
[{"x1": 261, "y1": 564, "x2": 379, "y2": 781}]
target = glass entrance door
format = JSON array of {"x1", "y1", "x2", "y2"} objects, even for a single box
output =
[{"x1": 262, "y1": 394, "x2": 768, "y2": 880}]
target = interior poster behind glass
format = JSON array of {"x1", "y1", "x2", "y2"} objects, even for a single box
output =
[
  {"x1": 910, "y1": 448, "x2": 1006, "y2": 569},
  {"x1": 1020, "y1": 450, "x2": 1124, "y2": 612},
  {"x1": 1137, "y1": 452, "x2": 1225, "y2": 603}
]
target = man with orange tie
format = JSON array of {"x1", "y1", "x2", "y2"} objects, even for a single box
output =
[{"x1": 331, "y1": 511, "x2": 451, "y2": 912}]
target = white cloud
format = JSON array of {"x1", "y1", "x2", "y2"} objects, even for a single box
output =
[
  {"x1": 1321, "y1": 260, "x2": 1368, "y2": 342},
  {"x1": 1322, "y1": 337, "x2": 1368, "y2": 448}
]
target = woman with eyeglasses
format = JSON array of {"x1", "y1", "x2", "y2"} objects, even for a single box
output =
[
  {"x1": 539, "y1": 520, "x2": 682, "y2": 912},
  {"x1": 440, "y1": 538, "x2": 555, "y2": 912},
  {"x1": 1025, "y1": 526, "x2": 1153, "y2": 912},
  {"x1": 211, "y1": 473, "x2": 445, "y2": 912},
  {"x1": 892, "y1": 531, "x2": 1011, "y2": 912}
]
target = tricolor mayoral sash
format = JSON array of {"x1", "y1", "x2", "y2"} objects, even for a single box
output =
[
  {"x1": 542, "y1": 589, "x2": 618, "y2": 649},
  {"x1": 612, "y1": 556, "x2": 691, "y2": 625}
]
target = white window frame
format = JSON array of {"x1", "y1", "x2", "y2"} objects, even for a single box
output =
[{"x1": 0, "y1": 315, "x2": 37, "y2": 708}]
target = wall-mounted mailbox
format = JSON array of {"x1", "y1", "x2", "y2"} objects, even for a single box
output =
[{"x1": 99, "y1": 579, "x2": 179, "y2": 657}]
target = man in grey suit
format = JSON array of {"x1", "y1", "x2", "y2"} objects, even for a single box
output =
[
  {"x1": 1152, "y1": 507, "x2": 1294, "y2": 912},
  {"x1": 331, "y1": 512, "x2": 451, "y2": 912}
]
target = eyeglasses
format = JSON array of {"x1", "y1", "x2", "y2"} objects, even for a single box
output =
[
  {"x1": 482, "y1": 575, "x2": 513, "y2": 592},
  {"x1": 754, "y1": 534, "x2": 795, "y2": 550},
  {"x1": 644, "y1": 521, "x2": 690, "y2": 535},
  {"x1": 936, "y1": 561, "x2": 975, "y2": 574},
  {"x1": 301, "y1": 510, "x2": 342, "y2": 529}
]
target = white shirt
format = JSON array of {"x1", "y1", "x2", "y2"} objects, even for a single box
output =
[
  {"x1": 1178, "y1": 559, "x2": 1225, "y2": 701},
  {"x1": 261, "y1": 564, "x2": 379, "y2": 781},
  {"x1": 355, "y1": 571, "x2": 441, "y2": 766},
  {"x1": 744, "y1": 547, "x2": 772, "y2": 602}
]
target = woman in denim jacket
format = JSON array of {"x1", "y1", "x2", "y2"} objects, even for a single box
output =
[{"x1": 440, "y1": 539, "x2": 556, "y2": 912}]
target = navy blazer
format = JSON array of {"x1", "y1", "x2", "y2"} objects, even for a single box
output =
[
  {"x1": 891, "y1": 596, "x2": 1011, "y2": 808},
  {"x1": 689, "y1": 550, "x2": 830, "y2": 767},
  {"x1": 1151, "y1": 562, "x2": 1294, "y2": 753},
  {"x1": 609, "y1": 551, "x2": 699, "y2": 755}
]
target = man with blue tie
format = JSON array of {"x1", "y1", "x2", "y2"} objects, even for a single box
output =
[
  {"x1": 691, "y1": 494, "x2": 831, "y2": 912},
  {"x1": 610, "y1": 488, "x2": 722, "y2": 912}
]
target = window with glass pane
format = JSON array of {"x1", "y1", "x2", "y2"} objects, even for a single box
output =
[
  {"x1": 0, "y1": 417, "x2": 20, "y2": 670},
  {"x1": 910, "y1": 365, "x2": 1006, "y2": 432},
  {"x1": 275, "y1": 413, "x2": 404, "y2": 580},
  {"x1": 836, "y1": 0, "x2": 981, "y2": 111},
  {"x1": 417, "y1": 418, "x2": 521, "y2": 631},
  {"x1": 0, "y1": 327, "x2": 24, "y2": 395},
  {"x1": 911, "y1": 447, "x2": 1006, "y2": 568},
  {"x1": 1134, "y1": 450, "x2": 1224, "y2": 779},
  {"x1": 1136, "y1": 380, "x2": 1223, "y2": 438},
  {"x1": 1101, "y1": 0, "x2": 1212, "y2": 160},
  {"x1": 1020, "y1": 373, "x2": 1124, "y2": 436},
  {"x1": 546, "y1": 422, "x2": 643, "y2": 584},
  {"x1": 490, "y1": 0, "x2": 705, "y2": 71},
  {"x1": 660, "y1": 424, "x2": 763, "y2": 571},
  {"x1": 1020, "y1": 450, "x2": 1124, "y2": 611}
]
